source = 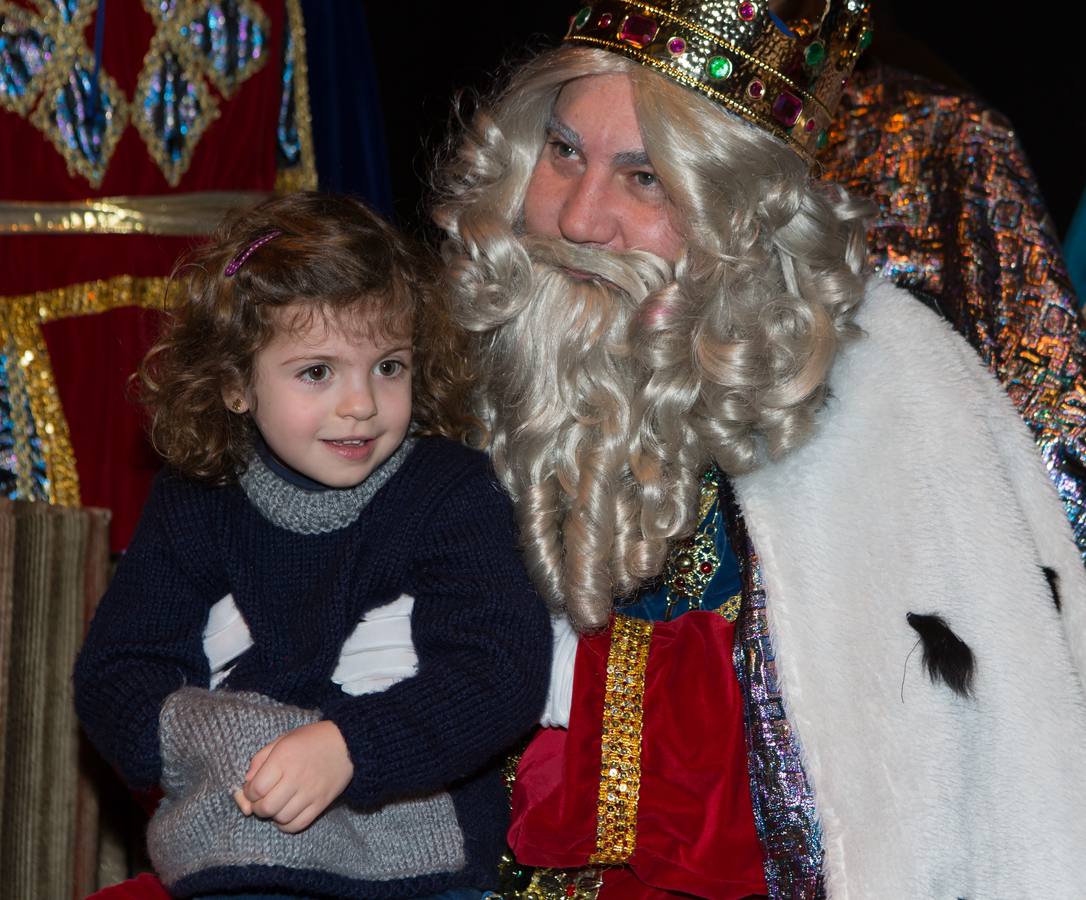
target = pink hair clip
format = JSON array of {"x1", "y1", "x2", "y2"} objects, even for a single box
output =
[{"x1": 224, "y1": 230, "x2": 282, "y2": 277}]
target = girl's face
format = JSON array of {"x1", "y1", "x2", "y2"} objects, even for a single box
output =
[{"x1": 224, "y1": 305, "x2": 413, "y2": 488}]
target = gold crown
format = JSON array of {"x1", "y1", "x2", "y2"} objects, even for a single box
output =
[{"x1": 564, "y1": 0, "x2": 873, "y2": 162}]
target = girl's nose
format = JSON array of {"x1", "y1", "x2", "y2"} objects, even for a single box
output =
[{"x1": 337, "y1": 380, "x2": 377, "y2": 420}]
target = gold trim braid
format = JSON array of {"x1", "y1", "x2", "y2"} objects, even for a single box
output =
[
  {"x1": 0, "y1": 192, "x2": 272, "y2": 235},
  {"x1": 276, "y1": 0, "x2": 318, "y2": 194},
  {"x1": 590, "y1": 614, "x2": 653, "y2": 865},
  {"x1": 1, "y1": 275, "x2": 172, "y2": 505}
]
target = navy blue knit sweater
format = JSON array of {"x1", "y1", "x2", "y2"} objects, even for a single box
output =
[{"x1": 74, "y1": 437, "x2": 550, "y2": 898}]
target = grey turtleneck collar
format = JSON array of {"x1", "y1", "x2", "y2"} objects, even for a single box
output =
[{"x1": 238, "y1": 438, "x2": 416, "y2": 535}]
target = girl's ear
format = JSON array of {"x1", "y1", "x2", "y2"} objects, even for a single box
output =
[{"x1": 222, "y1": 385, "x2": 250, "y2": 414}]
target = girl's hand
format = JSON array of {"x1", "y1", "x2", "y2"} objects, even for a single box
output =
[{"x1": 233, "y1": 720, "x2": 353, "y2": 833}]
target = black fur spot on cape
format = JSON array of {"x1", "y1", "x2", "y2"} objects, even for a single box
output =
[
  {"x1": 906, "y1": 612, "x2": 975, "y2": 698},
  {"x1": 1043, "y1": 566, "x2": 1061, "y2": 613}
]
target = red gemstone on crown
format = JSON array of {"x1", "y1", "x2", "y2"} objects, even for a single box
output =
[
  {"x1": 738, "y1": 1, "x2": 756, "y2": 21},
  {"x1": 771, "y1": 91, "x2": 803, "y2": 127},
  {"x1": 748, "y1": 79, "x2": 765, "y2": 99},
  {"x1": 699, "y1": 562, "x2": 714, "y2": 574},
  {"x1": 667, "y1": 36, "x2": 686, "y2": 54},
  {"x1": 805, "y1": 118, "x2": 817, "y2": 132},
  {"x1": 598, "y1": 12, "x2": 613, "y2": 27},
  {"x1": 619, "y1": 14, "x2": 659, "y2": 48}
]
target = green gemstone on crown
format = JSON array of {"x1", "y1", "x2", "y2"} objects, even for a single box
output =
[
  {"x1": 707, "y1": 55, "x2": 733, "y2": 80},
  {"x1": 805, "y1": 41, "x2": 826, "y2": 67},
  {"x1": 574, "y1": 6, "x2": 591, "y2": 28},
  {"x1": 816, "y1": 129, "x2": 828, "y2": 150},
  {"x1": 858, "y1": 29, "x2": 873, "y2": 50}
]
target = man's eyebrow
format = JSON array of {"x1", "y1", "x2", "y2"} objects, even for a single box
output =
[
  {"x1": 546, "y1": 116, "x2": 582, "y2": 150},
  {"x1": 613, "y1": 149, "x2": 652, "y2": 168},
  {"x1": 546, "y1": 115, "x2": 653, "y2": 169}
]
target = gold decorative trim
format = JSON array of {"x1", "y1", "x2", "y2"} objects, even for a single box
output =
[
  {"x1": 10, "y1": 274, "x2": 173, "y2": 323},
  {"x1": 500, "y1": 860, "x2": 606, "y2": 899},
  {"x1": 0, "y1": 1, "x2": 57, "y2": 116},
  {"x1": 1, "y1": 275, "x2": 172, "y2": 504},
  {"x1": 29, "y1": 46, "x2": 130, "y2": 189},
  {"x1": 132, "y1": 28, "x2": 220, "y2": 188},
  {"x1": 565, "y1": 0, "x2": 872, "y2": 162},
  {"x1": 0, "y1": 302, "x2": 80, "y2": 505},
  {"x1": 0, "y1": 191, "x2": 272, "y2": 235},
  {"x1": 717, "y1": 591, "x2": 742, "y2": 622},
  {"x1": 3, "y1": 340, "x2": 39, "y2": 498},
  {"x1": 174, "y1": 0, "x2": 272, "y2": 98},
  {"x1": 29, "y1": 0, "x2": 96, "y2": 30},
  {"x1": 599, "y1": 1, "x2": 829, "y2": 112},
  {"x1": 568, "y1": 34, "x2": 798, "y2": 153},
  {"x1": 590, "y1": 614, "x2": 653, "y2": 865},
  {"x1": 276, "y1": 0, "x2": 318, "y2": 193}
]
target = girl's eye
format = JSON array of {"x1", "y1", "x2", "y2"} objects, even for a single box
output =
[
  {"x1": 376, "y1": 359, "x2": 404, "y2": 377},
  {"x1": 301, "y1": 364, "x2": 330, "y2": 383}
]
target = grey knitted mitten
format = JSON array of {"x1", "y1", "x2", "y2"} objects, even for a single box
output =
[{"x1": 148, "y1": 687, "x2": 465, "y2": 889}]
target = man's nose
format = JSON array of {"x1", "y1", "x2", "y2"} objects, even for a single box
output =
[{"x1": 557, "y1": 171, "x2": 620, "y2": 249}]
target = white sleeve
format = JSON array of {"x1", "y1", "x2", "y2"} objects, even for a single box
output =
[
  {"x1": 540, "y1": 613, "x2": 578, "y2": 729},
  {"x1": 332, "y1": 593, "x2": 418, "y2": 697},
  {"x1": 203, "y1": 593, "x2": 253, "y2": 689}
]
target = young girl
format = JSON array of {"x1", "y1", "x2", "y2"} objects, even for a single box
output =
[{"x1": 74, "y1": 193, "x2": 550, "y2": 900}]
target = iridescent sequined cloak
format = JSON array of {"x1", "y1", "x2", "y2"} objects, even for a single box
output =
[{"x1": 823, "y1": 63, "x2": 1086, "y2": 560}]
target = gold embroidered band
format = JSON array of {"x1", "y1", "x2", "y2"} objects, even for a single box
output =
[
  {"x1": 590, "y1": 614, "x2": 654, "y2": 865},
  {"x1": 1, "y1": 275, "x2": 172, "y2": 505},
  {"x1": 0, "y1": 192, "x2": 273, "y2": 236},
  {"x1": 275, "y1": 0, "x2": 319, "y2": 195}
]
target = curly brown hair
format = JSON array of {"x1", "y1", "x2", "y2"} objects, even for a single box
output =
[{"x1": 140, "y1": 192, "x2": 477, "y2": 483}]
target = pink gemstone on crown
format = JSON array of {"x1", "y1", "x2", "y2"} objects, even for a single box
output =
[
  {"x1": 598, "y1": 12, "x2": 613, "y2": 27},
  {"x1": 748, "y1": 79, "x2": 765, "y2": 99},
  {"x1": 771, "y1": 91, "x2": 803, "y2": 127},
  {"x1": 667, "y1": 36, "x2": 686, "y2": 55},
  {"x1": 738, "y1": 1, "x2": 756, "y2": 21},
  {"x1": 619, "y1": 14, "x2": 659, "y2": 48}
]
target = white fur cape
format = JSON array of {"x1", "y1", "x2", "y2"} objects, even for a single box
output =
[{"x1": 732, "y1": 278, "x2": 1086, "y2": 899}]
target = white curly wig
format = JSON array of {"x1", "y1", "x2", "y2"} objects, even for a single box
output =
[{"x1": 433, "y1": 46, "x2": 871, "y2": 630}]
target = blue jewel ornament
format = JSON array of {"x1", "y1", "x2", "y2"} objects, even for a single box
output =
[{"x1": 0, "y1": 9, "x2": 55, "y2": 114}]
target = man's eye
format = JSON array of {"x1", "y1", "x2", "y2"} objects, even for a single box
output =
[
  {"x1": 377, "y1": 359, "x2": 403, "y2": 377},
  {"x1": 301, "y1": 364, "x2": 330, "y2": 382},
  {"x1": 551, "y1": 140, "x2": 577, "y2": 159},
  {"x1": 634, "y1": 171, "x2": 658, "y2": 188}
]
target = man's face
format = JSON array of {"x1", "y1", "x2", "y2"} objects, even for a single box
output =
[{"x1": 523, "y1": 73, "x2": 684, "y2": 263}]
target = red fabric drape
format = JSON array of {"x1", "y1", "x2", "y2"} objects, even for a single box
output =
[
  {"x1": 1, "y1": 0, "x2": 286, "y2": 551},
  {"x1": 85, "y1": 872, "x2": 170, "y2": 900},
  {"x1": 510, "y1": 611, "x2": 767, "y2": 899}
]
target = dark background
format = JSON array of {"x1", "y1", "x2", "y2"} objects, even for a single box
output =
[{"x1": 361, "y1": 2, "x2": 1085, "y2": 240}]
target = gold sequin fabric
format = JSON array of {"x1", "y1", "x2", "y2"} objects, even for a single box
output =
[
  {"x1": 590, "y1": 614, "x2": 652, "y2": 865},
  {"x1": 497, "y1": 853, "x2": 605, "y2": 900},
  {"x1": 823, "y1": 63, "x2": 1086, "y2": 560},
  {"x1": 0, "y1": 275, "x2": 170, "y2": 505}
]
